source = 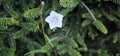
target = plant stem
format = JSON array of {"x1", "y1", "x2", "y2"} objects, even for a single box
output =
[
  {"x1": 81, "y1": 1, "x2": 97, "y2": 21},
  {"x1": 39, "y1": 1, "x2": 54, "y2": 47}
]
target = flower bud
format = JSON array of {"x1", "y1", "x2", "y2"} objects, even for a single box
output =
[{"x1": 41, "y1": 1, "x2": 45, "y2": 6}]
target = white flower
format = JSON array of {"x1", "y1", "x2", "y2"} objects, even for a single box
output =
[{"x1": 45, "y1": 11, "x2": 64, "y2": 29}]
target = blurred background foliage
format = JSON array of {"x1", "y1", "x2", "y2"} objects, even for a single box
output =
[{"x1": 0, "y1": 0, "x2": 120, "y2": 56}]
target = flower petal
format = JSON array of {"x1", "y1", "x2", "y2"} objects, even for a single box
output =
[
  {"x1": 49, "y1": 22, "x2": 56, "y2": 29},
  {"x1": 55, "y1": 21, "x2": 62, "y2": 28},
  {"x1": 57, "y1": 14, "x2": 63, "y2": 21},
  {"x1": 45, "y1": 10, "x2": 64, "y2": 29},
  {"x1": 50, "y1": 11, "x2": 58, "y2": 16},
  {"x1": 45, "y1": 16, "x2": 52, "y2": 23}
]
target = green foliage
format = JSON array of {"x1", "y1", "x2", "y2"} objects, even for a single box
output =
[
  {"x1": 112, "y1": 32, "x2": 120, "y2": 43},
  {"x1": 12, "y1": 28, "x2": 30, "y2": 39},
  {"x1": 0, "y1": 0, "x2": 120, "y2": 56},
  {"x1": 0, "y1": 17, "x2": 18, "y2": 25},
  {"x1": 0, "y1": 47, "x2": 15, "y2": 56},
  {"x1": 98, "y1": 49, "x2": 110, "y2": 56},
  {"x1": 0, "y1": 17, "x2": 19, "y2": 30},
  {"x1": 111, "y1": 0, "x2": 120, "y2": 4},
  {"x1": 93, "y1": 20, "x2": 108, "y2": 34},
  {"x1": 20, "y1": 22, "x2": 39, "y2": 32},
  {"x1": 59, "y1": 0, "x2": 79, "y2": 8},
  {"x1": 82, "y1": 19, "x2": 91, "y2": 27},
  {"x1": 24, "y1": 8, "x2": 40, "y2": 19}
]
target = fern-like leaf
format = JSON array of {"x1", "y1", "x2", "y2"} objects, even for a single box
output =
[
  {"x1": 0, "y1": 17, "x2": 19, "y2": 26},
  {"x1": 20, "y1": 22, "x2": 39, "y2": 32},
  {"x1": 12, "y1": 28, "x2": 30, "y2": 39},
  {"x1": 59, "y1": 0, "x2": 79, "y2": 8},
  {"x1": 93, "y1": 20, "x2": 108, "y2": 34},
  {"x1": 0, "y1": 17, "x2": 19, "y2": 30},
  {"x1": 82, "y1": 19, "x2": 91, "y2": 27},
  {"x1": 111, "y1": 0, "x2": 120, "y2": 5},
  {"x1": 24, "y1": 8, "x2": 40, "y2": 19}
]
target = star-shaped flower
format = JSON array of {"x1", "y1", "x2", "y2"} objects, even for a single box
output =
[{"x1": 45, "y1": 11, "x2": 64, "y2": 29}]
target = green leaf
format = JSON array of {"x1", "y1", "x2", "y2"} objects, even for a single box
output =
[
  {"x1": 88, "y1": 30, "x2": 96, "y2": 40},
  {"x1": 60, "y1": 8, "x2": 73, "y2": 16},
  {"x1": 0, "y1": 38, "x2": 4, "y2": 47},
  {"x1": 67, "y1": 38, "x2": 78, "y2": 48},
  {"x1": 68, "y1": 49, "x2": 82, "y2": 56},
  {"x1": 82, "y1": 19, "x2": 91, "y2": 27},
  {"x1": 50, "y1": 32, "x2": 65, "y2": 42},
  {"x1": 8, "y1": 37, "x2": 16, "y2": 48},
  {"x1": 111, "y1": 0, "x2": 120, "y2": 4},
  {"x1": 116, "y1": 53, "x2": 120, "y2": 56},
  {"x1": 75, "y1": 34, "x2": 88, "y2": 51},
  {"x1": 24, "y1": 8, "x2": 40, "y2": 19},
  {"x1": 12, "y1": 28, "x2": 30, "y2": 39},
  {"x1": 58, "y1": 49, "x2": 67, "y2": 55},
  {"x1": 0, "y1": 17, "x2": 19, "y2": 26},
  {"x1": 27, "y1": 42, "x2": 35, "y2": 51},
  {"x1": 40, "y1": 43, "x2": 52, "y2": 53},
  {"x1": 88, "y1": 28, "x2": 98, "y2": 40},
  {"x1": 57, "y1": 45, "x2": 67, "y2": 55},
  {"x1": 112, "y1": 32, "x2": 120, "y2": 43},
  {"x1": 0, "y1": 47, "x2": 15, "y2": 56},
  {"x1": 98, "y1": 49, "x2": 110, "y2": 56},
  {"x1": 0, "y1": 25, "x2": 8, "y2": 30},
  {"x1": 101, "y1": 10, "x2": 119, "y2": 21},
  {"x1": 20, "y1": 22, "x2": 39, "y2": 32},
  {"x1": 113, "y1": 35, "x2": 118, "y2": 43},
  {"x1": 59, "y1": 0, "x2": 79, "y2": 8},
  {"x1": 57, "y1": 44, "x2": 66, "y2": 50},
  {"x1": 24, "y1": 50, "x2": 43, "y2": 56},
  {"x1": 93, "y1": 20, "x2": 108, "y2": 34},
  {"x1": 82, "y1": 13, "x2": 92, "y2": 19}
]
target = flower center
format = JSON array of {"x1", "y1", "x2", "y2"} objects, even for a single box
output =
[{"x1": 52, "y1": 16, "x2": 58, "y2": 23}]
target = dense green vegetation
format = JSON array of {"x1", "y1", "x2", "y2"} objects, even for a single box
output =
[{"x1": 0, "y1": 0, "x2": 120, "y2": 56}]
